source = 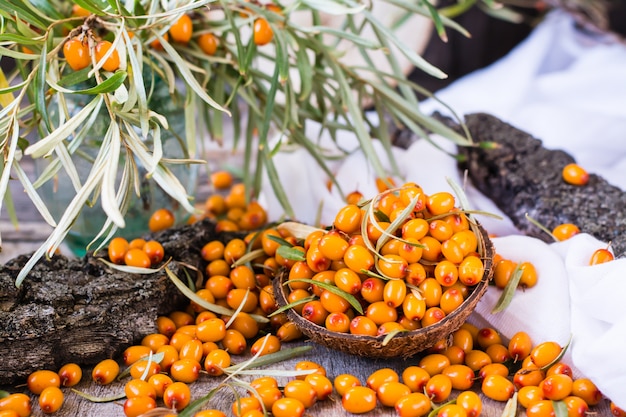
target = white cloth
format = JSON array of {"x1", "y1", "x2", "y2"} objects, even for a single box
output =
[{"x1": 260, "y1": 10, "x2": 626, "y2": 407}]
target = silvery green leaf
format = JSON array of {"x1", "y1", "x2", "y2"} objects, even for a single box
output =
[
  {"x1": 0, "y1": 118, "x2": 20, "y2": 222},
  {"x1": 25, "y1": 96, "x2": 103, "y2": 158},
  {"x1": 100, "y1": 122, "x2": 125, "y2": 228}
]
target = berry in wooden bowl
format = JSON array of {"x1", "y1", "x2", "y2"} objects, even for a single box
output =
[{"x1": 272, "y1": 184, "x2": 496, "y2": 358}]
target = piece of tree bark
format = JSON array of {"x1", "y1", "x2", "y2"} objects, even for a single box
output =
[
  {"x1": 0, "y1": 219, "x2": 227, "y2": 385},
  {"x1": 455, "y1": 113, "x2": 626, "y2": 255}
]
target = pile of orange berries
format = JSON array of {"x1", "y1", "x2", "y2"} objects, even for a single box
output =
[
  {"x1": 107, "y1": 236, "x2": 165, "y2": 269},
  {"x1": 191, "y1": 171, "x2": 269, "y2": 233},
  {"x1": 283, "y1": 182, "x2": 486, "y2": 336},
  {"x1": 492, "y1": 254, "x2": 538, "y2": 290}
]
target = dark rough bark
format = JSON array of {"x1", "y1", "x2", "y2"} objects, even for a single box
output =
[
  {"x1": 455, "y1": 113, "x2": 626, "y2": 255},
  {"x1": 0, "y1": 219, "x2": 233, "y2": 385}
]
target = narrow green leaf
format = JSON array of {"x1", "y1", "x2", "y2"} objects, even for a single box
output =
[
  {"x1": 223, "y1": 345, "x2": 313, "y2": 373},
  {"x1": 268, "y1": 295, "x2": 316, "y2": 317},
  {"x1": 276, "y1": 245, "x2": 306, "y2": 262},
  {"x1": 540, "y1": 335, "x2": 573, "y2": 372},
  {"x1": 491, "y1": 264, "x2": 523, "y2": 314},
  {"x1": 553, "y1": 400, "x2": 568, "y2": 417},
  {"x1": 35, "y1": 41, "x2": 50, "y2": 134},
  {"x1": 70, "y1": 389, "x2": 126, "y2": 403},
  {"x1": 70, "y1": 72, "x2": 127, "y2": 95},
  {"x1": 300, "y1": 0, "x2": 366, "y2": 15},
  {"x1": 289, "y1": 278, "x2": 363, "y2": 314}
]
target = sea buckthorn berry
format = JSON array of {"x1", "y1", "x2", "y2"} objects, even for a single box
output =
[
  {"x1": 552, "y1": 223, "x2": 580, "y2": 241},
  {"x1": 194, "y1": 411, "x2": 228, "y2": 417},
  {"x1": 306, "y1": 245, "x2": 332, "y2": 273},
  {"x1": 419, "y1": 278, "x2": 442, "y2": 307},
  {"x1": 590, "y1": 247, "x2": 614, "y2": 265},
  {"x1": 94, "y1": 40, "x2": 120, "y2": 72},
  {"x1": 440, "y1": 288, "x2": 465, "y2": 315},
  {"x1": 156, "y1": 315, "x2": 177, "y2": 337},
  {"x1": 58, "y1": 363, "x2": 82, "y2": 387},
  {"x1": 226, "y1": 288, "x2": 259, "y2": 312},
  {"x1": 458, "y1": 255, "x2": 484, "y2": 286},
  {"x1": 92, "y1": 359, "x2": 120, "y2": 385},
  {"x1": 421, "y1": 306, "x2": 446, "y2": 327},
  {"x1": 195, "y1": 317, "x2": 226, "y2": 343},
  {"x1": 441, "y1": 364, "x2": 475, "y2": 391},
  {"x1": 320, "y1": 289, "x2": 351, "y2": 314},
  {"x1": 0, "y1": 394, "x2": 31, "y2": 417},
  {"x1": 366, "y1": 300, "x2": 399, "y2": 325},
  {"x1": 395, "y1": 392, "x2": 431, "y2": 417},
  {"x1": 334, "y1": 374, "x2": 362, "y2": 397},
  {"x1": 156, "y1": 345, "x2": 179, "y2": 372},
  {"x1": 539, "y1": 374, "x2": 573, "y2": 401},
  {"x1": 383, "y1": 278, "x2": 407, "y2": 307},
  {"x1": 63, "y1": 38, "x2": 90, "y2": 71},
  {"x1": 206, "y1": 258, "x2": 231, "y2": 277},
  {"x1": 427, "y1": 192, "x2": 455, "y2": 215},
  {"x1": 419, "y1": 236, "x2": 442, "y2": 262},
  {"x1": 563, "y1": 395, "x2": 589, "y2": 417},
  {"x1": 334, "y1": 204, "x2": 362, "y2": 234},
  {"x1": 478, "y1": 363, "x2": 509, "y2": 379},
  {"x1": 205, "y1": 275, "x2": 233, "y2": 299},
  {"x1": 232, "y1": 396, "x2": 262, "y2": 417},
  {"x1": 301, "y1": 300, "x2": 329, "y2": 326},
  {"x1": 562, "y1": 163, "x2": 589, "y2": 186},
  {"x1": 402, "y1": 218, "x2": 430, "y2": 241},
  {"x1": 401, "y1": 366, "x2": 430, "y2": 393},
  {"x1": 429, "y1": 219, "x2": 454, "y2": 242},
  {"x1": 250, "y1": 334, "x2": 281, "y2": 357},
  {"x1": 198, "y1": 32, "x2": 219, "y2": 55},
  {"x1": 402, "y1": 292, "x2": 426, "y2": 321},
  {"x1": 519, "y1": 261, "x2": 538, "y2": 288},
  {"x1": 210, "y1": 170, "x2": 232, "y2": 189},
  {"x1": 481, "y1": 374, "x2": 515, "y2": 402},
  {"x1": 398, "y1": 238, "x2": 423, "y2": 264},
  {"x1": 288, "y1": 261, "x2": 315, "y2": 290},
  {"x1": 124, "y1": 248, "x2": 152, "y2": 268},
  {"x1": 141, "y1": 333, "x2": 169, "y2": 352},
  {"x1": 304, "y1": 373, "x2": 333, "y2": 401},
  {"x1": 272, "y1": 397, "x2": 305, "y2": 417},
  {"x1": 464, "y1": 349, "x2": 492, "y2": 372},
  {"x1": 222, "y1": 330, "x2": 247, "y2": 355},
  {"x1": 318, "y1": 232, "x2": 350, "y2": 261},
  {"x1": 434, "y1": 260, "x2": 459, "y2": 287},
  {"x1": 493, "y1": 259, "x2": 516, "y2": 289},
  {"x1": 419, "y1": 354, "x2": 450, "y2": 377},
  {"x1": 38, "y1": 386, "x2": 64, "y2": 414},
  {"x1": 366, "y1": 368, "x2": 399, "y2": 391},
  {"x1": 294, "y1": 360, "x2": 325, "y2": 380},
  {"x1": 108, "y1": 237, "x2": 129, "y2": 264},
  {"x1": 350, "y1": 315, "x2": 378, "y2": 336},
  {"x1": 425, "y1": 374, "x2": 453, "y2": 403},
  {"x1": 441, "y1": 239, "x2": 465, "y2": 264},
  {"x1": 476, "y1": 327, "x2": 502, "y2": 349},
  {"x1": 571, "y1": 377, "x2": 602, "y2": 406},
  {"x1": 201, "y1": 240, "x2": 225, "y2": 262},
  {"x1": 508, "y1": 330, "x2": 533, "y2": 362},
  {"x1": 27, "y1": 369, "x2": 60, "y2": 395},
  {"x1": 284, "y1": 380, "x2": 317, "y2": 408},
  {"x1": 452, "y1": 328, "x2": 474, "y2": 353},
  {"x1": 169, "y1": 14, "x2": 193, "y2": 43},
  {"x1": 450, "y1": 230, "x2": 478, "y2": 256},
  {"x1": 517, "y1": 385, "x2": 545, "y2": 409},
  {"x1": 378, "y1": 255, "x2": 408, "y2": 279},
  {"x1": 148, "y1": 208, "x2": 175, "y2": 232},
  {"x1": 163, "y1": 381, "x2": 191, "y2": 411},
  {"x1": 325, "y1": 312, "x2": 351, "y2": 333},
  {"x1": 346, "y1": 190, "x2": 364, "y2": 205},
  {"x1": 343, "y1": 243, "x2": 374, "y2": 273},
  {"x1": 253, "y1": 17, "x2": 273, "y2": 46},
  {"x1": 361, "y1": 277, "x2": 385, "y2": 303},
  {"x1": 443, "y1": 345, "x2": 466, "y2": 365},
  {"x1": 228, "y1": 312, "x2": 260, "y2": 339},
  {"x1": 530, "y1": 341, "x2": 562, "y2": 368},
  {"x1": 255, "y1": 386, "x2": 282, "y2": 410},
  {"x1": 125, "y1": 379, "x2": 157, "y2": 399},
  {"x1": 437, "y1": 404, "x2": 468, "y2": 417},
  {"x1": 514, "y1": 366, "x2": 545, "y2": 389},
  {"x1": 526, "y1": 400, "x2": 555, "y2": 417},
  {"x1": 230, "y1": 265, "x2": 256, "y2": 290},
  {"x1": 342, "y1": 386, "x2": 377, "y2": 414},
  {"x1": 456, "y1": 391, "x2": 482, "y2": 417},
  {"x1": 179, "y1": 339, "x2": 204, "y2": 362},
  {"x1": 124, "y1": 396, "x2": 156, "y2": 417},
  {"x1": 546, "y1": 362, "x2": 573, "y2": 378},
  {"x1": 129, "y1": 359, "x2": 161, "y2": 380},
  {"x1": 334, "y1": 267, "x2": 362, "y2": 295},
  {"x1": 376, "y1": 381, "x2": 411, "y2": 407},
  {"x1": 123, "y1": 345, "x2": 152, "y2": 366},
  {"x1": 224, "y1": 238, "x2": 248, "y2": 264}
]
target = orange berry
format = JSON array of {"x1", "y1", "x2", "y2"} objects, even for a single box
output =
[
  {"x1": 571, "y1": 377, "x2": 602, "y2": 406},
  {"x1": 92, "y1": 359, "x2": 120, "y2": 385},
  {"x1": 562, "y1": 163, "x2": 589, "y2": 185},
  {"x1": 210, "y1": 170, "x2": 233, "y2": 189},
  {"x1": 27, "y1": 369, "x2": 60, "y2": 395},
  {"x1": 169, "y1": 14, "x2": 193, "y2": 43},
  {"x1": 342, "y1": 386, "x2": 377, "y2": 414},
  {"x1": 590, "y1": 247, "x2": 614, "y2": 265},
  {"x1": 552, "y1": 223, "x2": 580, "y2": 241},
  {"x1": 481, "y1": 374, "x2": 515, "y2": 402},
  {"x1": 283, "y1": 380, "x2": 317, "y2": 408},
  {"x1": 271, "y1": 398, "x2": 305, "y2": 417},
  {"x1": 376, "y1": 381, "x2": 411, "y2": 407},
  {"x1": 394, "y1": 392, "x2": 432, "y2": 417},
  {"x1": 124, "y1": 248, "x2": 152, "y2": 268},
  {"x1": 63, "y1": 38, "x2": 90, "y2": 71},
  {"x1": 253, "y1": 17, "x2": 273, "y2": 46},
  {"x1": 38, "y1": 386, "x2": 64, "y2": 414},
  {"x1": 163, "y1": 382, "x2": 191, "y2": 411},
  {"x1": 58, "y1": 363, "x2": 82, "y2": 387},
  {"x1": 143, "y1": 240, "x2": 165, "y2": 265},
  {"x1": 108, "y1": 236, "x2": 129, "y2": 264},
  {"x1": 148, "y1": 208, "x2": 175, "y2": 232},
  {"x1": 198, "y1": 33, "x2": 219, "y2": 55},
  {"x1": 94, "y1": 40, "x2": 120, "y2": 72},
  {"x1": 123, "y1": 396, "x2": 156, "y2": 417},
  {"x1": 0, "y1": 393, "x2": 31, "y2": 417}
]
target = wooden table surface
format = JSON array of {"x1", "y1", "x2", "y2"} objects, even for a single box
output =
[{"x1": 1, "y1": 157, "x2": 613, "y2": 417}]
